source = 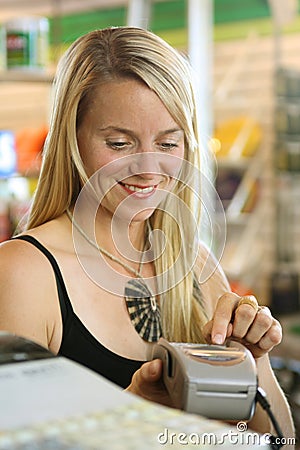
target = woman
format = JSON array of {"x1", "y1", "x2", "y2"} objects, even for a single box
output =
[{"x1": 0, "y1": 27, "x2": 294, "y2": 440}]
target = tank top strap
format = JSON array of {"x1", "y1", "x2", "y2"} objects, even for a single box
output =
[{"x1": 12, "y1": 235, "x2": 71, "y2": 323}]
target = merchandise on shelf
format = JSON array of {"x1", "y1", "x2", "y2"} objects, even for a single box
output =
[
  {"x1": 211, "y1": 114, "x2": 264, "y2": 296},
  {"x1": 15, "y1": 125, "x2": 47, "y2": 175},
  {"x1": 0, "y1": 176, "x2": 35, "y2": 240},
  {"x1": 215, "y1": 167, "x2": 259, "y2": 214},
  {"x1": 0, "y1": 125, "x2": 44, "y2": 240},
  {"x1": 4, "y1": 16, "x2": 49, "y2": 71},
  {"x1": 213, "y1": 116, "x2": 262, "y2": 160},
  {"x1": 275, "y1": 136, "x2": 300, "y2": 172},
  {"x1": 275, "y1": 99, "x2": 300, "y2": 135},
  {"x1": 271, "y1": 66, "x2": 300, "y2": 315},
  {"x1": 0, "y1": 24, "x2": 6, "y2": 71},
  {"x1": 270, "y1": 269, "x2": 299, "y2": 316},
  {"x1": 274, "y1": 67, "x2": 300, "y2": 174},
  {"x1": 275, "y1": 67, "x2": 300, "y2": 98},
  {"x1": 213, "y1": 115, "x2": 262, "y2": 217},
  {"x1": 0, "y1": 130, "x2": 17, "y2": 178}
]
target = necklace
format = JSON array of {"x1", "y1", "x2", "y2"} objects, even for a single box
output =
[
  {"x1": 66, "y1": 209, "x2": 143, "y2": 278},
  {"x1": 66, "y1": 209, "x2": 162, "y2": 342}
]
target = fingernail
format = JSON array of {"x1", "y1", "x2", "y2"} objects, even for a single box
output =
[{"x1": 213, "y1": 334, "x2": 224, "y2": 345}]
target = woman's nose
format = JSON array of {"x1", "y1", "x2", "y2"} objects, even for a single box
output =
[{"x1": 128, "y1": 152, "x2": 161, "y2": 177}]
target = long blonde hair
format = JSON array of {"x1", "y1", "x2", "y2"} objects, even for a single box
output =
[{"x1": 27, "y1": 27, "x2": 207, "y2": 342}]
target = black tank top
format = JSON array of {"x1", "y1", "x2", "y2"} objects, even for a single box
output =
[{"x1": 14, "y1": 235, "x2": 144, "y2": 388}]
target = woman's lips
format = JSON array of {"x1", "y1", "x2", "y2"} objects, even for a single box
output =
[{"x1": 118, "y1": 181, "x2": 158, "y2": 196}]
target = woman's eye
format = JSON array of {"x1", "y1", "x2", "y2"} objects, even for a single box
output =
[
  {"x1": 107, "y1": 141, "x2": 130, "y2": 150},
  {"x1": 160, "y1": 142, "x2": 178, "y2": 151}
]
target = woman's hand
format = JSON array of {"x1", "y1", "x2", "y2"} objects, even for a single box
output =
[
  {"x1": 125, "y1": 359, "x2": 174, "y2": 407},
  {"x1": 202, "y1": 292, "x2": 282, "y2": 358}
]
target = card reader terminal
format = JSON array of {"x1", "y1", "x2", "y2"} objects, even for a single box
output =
[{"x1": 150, "y1": 338, "x2": 257, "y2": 421}]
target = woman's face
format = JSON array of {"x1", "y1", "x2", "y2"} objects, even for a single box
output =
[{"x1": 77, "y1": 78, "x2": 185, "y2": 222}]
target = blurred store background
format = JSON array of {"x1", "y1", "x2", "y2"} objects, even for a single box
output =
[{"x1": 0, "y1": 0, "x2": 300, "y2": 445}]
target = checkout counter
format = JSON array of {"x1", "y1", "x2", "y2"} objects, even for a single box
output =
[{"x1": 0, "y1": 332, "x2": 270, "y2": 449}]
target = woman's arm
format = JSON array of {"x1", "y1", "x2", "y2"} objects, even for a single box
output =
[
  {"x1": 202, "y1": 290, "x2": 295, "y2": 445},
  {"x1": 0, "y1": 240, "x2": 56, "y2": 350},
  {"x1": 250, "y1": 354, "x2": 295, "y2": 442},
  {"x1": 196, "y1": 242, "x2": 294, "y2": 442}
]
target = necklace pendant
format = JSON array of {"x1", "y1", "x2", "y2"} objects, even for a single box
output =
[
  {"x1": 67, "y1": 210, "x2": 161, "y2": 341},
  {"x1": 124, "y1": 278, "x2": 162, "y2": 343},
  {"x1": 150, "y1": 296, "x2": 157, "y2": 312}
]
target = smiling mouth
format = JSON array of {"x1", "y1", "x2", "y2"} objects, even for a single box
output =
[{"x1": 118, "y1": 181, "x2": 157, "y2": 194}]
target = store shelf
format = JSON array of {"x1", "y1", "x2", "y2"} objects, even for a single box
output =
[
  {"x1": 213, "y1": 32, "x2": 276, "y2": 300},
  {"x1": 0, "y1": 0, "x2": 126, "y2": 22},
  {"x1": 0, "y1": 69, "x2": 54, "y2": 83},
  {"x1": 216, "y1": 156, "x2": 251, "y2": 170},
  {"x1": 213, "y1": 26, "x2": 300, "y2": 306}
]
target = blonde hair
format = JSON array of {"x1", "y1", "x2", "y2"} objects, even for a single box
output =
[{"x1": 27, "y1": 27, "x2": 207, "y2": 342}]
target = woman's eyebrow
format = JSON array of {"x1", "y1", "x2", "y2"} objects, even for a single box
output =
[
  {"x1": 97, "y1": 126, "x2": 183, "y2": 136},
  {"x1": 157, "y1": 128, "x2": 184, "y2": 137},
  {"x1": 97, "y1": 126, "x2": 131, "y2": 133}
]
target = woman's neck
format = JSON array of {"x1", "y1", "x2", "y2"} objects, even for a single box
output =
[{"x1": 94, "y1": 207, "x2": 148, "y2": 263}]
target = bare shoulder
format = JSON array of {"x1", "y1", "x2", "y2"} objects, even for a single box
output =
[
  {"x1": 0, "y1": 234, "x2": 59, "y2": 350},
  {"x1": 0, "y1": 235, "x2": 52, "y2": 274}
]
